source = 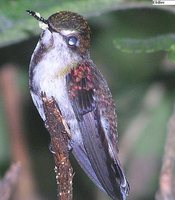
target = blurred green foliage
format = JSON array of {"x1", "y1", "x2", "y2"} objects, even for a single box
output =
[
  {"x1": 0, "y1": 1, "x2": 175, "y2": 200},
  {"x1": 0, "y1": 0, "x2": 122, "y2": 46},
  {"x1": 114, "y1": 34, "x2": 175, "y2": 53}
]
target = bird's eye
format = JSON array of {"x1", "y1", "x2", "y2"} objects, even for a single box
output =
[{"x1": 67, "y1": 36, "x2": 78, "y2": 47}]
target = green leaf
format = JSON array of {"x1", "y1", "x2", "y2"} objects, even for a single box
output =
[{"x1": 113, "y1": 34, "x2": 175, "y2": 53}]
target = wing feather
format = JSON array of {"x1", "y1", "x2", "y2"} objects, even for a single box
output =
[{"x1": 66, "y1": 62, "x2": 129, "y2": 200}]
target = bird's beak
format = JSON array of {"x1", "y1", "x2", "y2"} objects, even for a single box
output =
[{"x1": 26, "y1": 10, "x2": 49, "y2": 30}]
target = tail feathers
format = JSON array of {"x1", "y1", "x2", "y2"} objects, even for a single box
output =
[
  {"x1": 72, "y1": 143, "x2": 129, "y2": 200},
  {"x1": 113, "y1": 160, "x2": 130, "y2": 200},
  {"x1": 72, "y1": 144, "x2": 105, "y2": 192},
  {"x1": 78, "y1": 113, "x2": 129, "y2": 200}
]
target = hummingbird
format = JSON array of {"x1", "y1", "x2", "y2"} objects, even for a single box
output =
[{"x1": 27, "y1": 10, "x2": 129, "y2": 200}]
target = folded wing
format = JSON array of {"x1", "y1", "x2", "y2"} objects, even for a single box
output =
[{"x1": 66, "y1": 62, "x2": 129, "y2": 200}]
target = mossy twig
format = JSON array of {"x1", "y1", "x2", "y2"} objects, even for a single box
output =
[{"x1": 42, "y1": 93, "x2": 73, "y2": 200}]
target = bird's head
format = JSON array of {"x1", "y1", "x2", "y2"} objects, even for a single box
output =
[{"x1": 27, "y1": 10, "x2": 91, "y2": 56}]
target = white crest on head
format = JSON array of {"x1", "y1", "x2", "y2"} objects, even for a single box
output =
[{"x1": 61, "y1": 29, "x2": 77, "y2": 36}]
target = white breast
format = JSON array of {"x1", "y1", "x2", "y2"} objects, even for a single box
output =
[{"x1": 30, "y1": 30, "x2": 82, "y2": 143}]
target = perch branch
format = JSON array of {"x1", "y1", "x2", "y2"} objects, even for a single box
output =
[
  {"x1": 156, "y1": 107, "x2": 175, "y2": 200},
  {"x1": 42, "y1": 93, "x2": 73, "y2": 200}
]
